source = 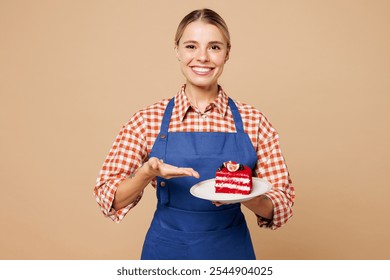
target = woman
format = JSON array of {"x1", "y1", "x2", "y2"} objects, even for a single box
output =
[{"x1": 94, "y1": 8, "x2": 295, "y2": 260}]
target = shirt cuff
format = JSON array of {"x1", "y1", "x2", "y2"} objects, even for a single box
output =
[
  {"x1": 107, "y1": 192, "x2": 143, "y2": 223},
  {"x1": 256, "y1": 189, "x2": 293, "y2": 230},
  {"x1": 95, "y1": 176, "x2": 143, "y2": 223}
]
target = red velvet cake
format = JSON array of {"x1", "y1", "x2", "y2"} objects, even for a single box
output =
[{"x1": 215, "y1": 161, "x2": 253, "y2": 195}]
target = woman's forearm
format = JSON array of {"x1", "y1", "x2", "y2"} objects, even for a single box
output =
[
  {"x1": 112, "y1": 164, "x2": 154, "y2": 211},
  {"x1": 241, "y1": 195, "x2": 274, "y2": 220}
]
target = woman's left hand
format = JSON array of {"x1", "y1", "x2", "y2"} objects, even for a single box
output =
[
  {"x1": 212, "y1": 201, "x2": 231, "y2": 207},
  {"x1": 146, "y1": 157, "x2": 200, "y2": 180}
]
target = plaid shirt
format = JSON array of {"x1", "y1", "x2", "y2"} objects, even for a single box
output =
[{"x1": 94, "y1": 86, "x2": 295, "y2": 229}]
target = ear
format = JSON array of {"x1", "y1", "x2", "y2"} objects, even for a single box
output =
[
  {"x1": 224, "y1": 51, "x2": 230, "y2": 63},
  {"x1": 174, "y1": 44, "x2": 180, "y2": 61}
]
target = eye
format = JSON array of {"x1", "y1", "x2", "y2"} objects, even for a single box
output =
[
  {"x1": 210, "y1": 45, "x2": 221, "y2": 50},
  {"x1": 185, "y1": 45, "x2": 196, "y2": 49}
]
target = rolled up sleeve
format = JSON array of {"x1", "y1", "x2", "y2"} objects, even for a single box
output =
[
  {"x1": 93, "y1": 113, "x2": 148, "y2": 223},
  {"x1": 255, "y1": 122, "x2": 295, "y2": 229}
]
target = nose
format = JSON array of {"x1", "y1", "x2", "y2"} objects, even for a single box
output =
[{"x1": 196, "y1": 47, "x2": 209, "y2": 62}]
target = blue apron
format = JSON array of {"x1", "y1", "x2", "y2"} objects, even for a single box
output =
[{"x1": 141, "y1": 97, "x2": 258, "y2": 260}]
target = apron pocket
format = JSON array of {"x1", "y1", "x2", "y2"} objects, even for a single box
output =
[
  {"x1": 188, "y1": 221, "x2": 256, "y2": 260},
  {"x1": 141, "y1": 230, "x2": 189, "y2": 260}
]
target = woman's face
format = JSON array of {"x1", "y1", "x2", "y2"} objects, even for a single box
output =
[{"x1": 176, "y1": 21, "x2": 229, "y2": 91}]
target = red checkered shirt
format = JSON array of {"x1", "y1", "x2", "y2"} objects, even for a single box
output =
[{"x1": 94, "y1": 86, "x2": 295, "y2": 229}]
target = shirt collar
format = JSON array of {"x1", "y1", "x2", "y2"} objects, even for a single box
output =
[{"x1": 174, "y1": 85, "x2": 229, "y2": 122}]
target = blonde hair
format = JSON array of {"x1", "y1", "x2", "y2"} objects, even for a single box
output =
[{"x1": 174, "y1": 9, "x2": 231, "y2": 50}]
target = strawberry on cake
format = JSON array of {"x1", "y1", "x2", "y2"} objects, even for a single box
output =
[{"x1": 215, "y1": 161, "x2": 253, "y2": 195}]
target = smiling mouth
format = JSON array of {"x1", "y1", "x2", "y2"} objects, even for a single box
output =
[{"x1": 191, "y1": 66, "x2": 214, "y2": 75}]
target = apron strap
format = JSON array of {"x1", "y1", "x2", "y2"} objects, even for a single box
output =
[
  {"x1": 151, "y1": 98, "x2": 174, "y2": 161},
  {"x1": 160, "y1": 98, "x2": 175, "y2": 135},
  {"x1": 228, "y1": 98, "x2": 245, "y2": 133},
  {"x1": 153, "y1": 98, "x2": 175, "y2": 206}
]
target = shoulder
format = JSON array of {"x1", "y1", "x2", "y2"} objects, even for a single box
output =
[
  {"x1": 128, "y1": 98, "x2": 171, "y2": 120},
  {"x1": 231, "y1": 98, "x2": 277, "y2": 138},
  {"x1": 121, "y1": 98, "x2": 171, "y2": 132},
  {"x1": 231, "y1": 98, "x2": 269, "y2": 122},
  {"x1": 137, "y1": 98, "x2": 171, "y2": 116}
]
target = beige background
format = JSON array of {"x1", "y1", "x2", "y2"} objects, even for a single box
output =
[{"x1": 1, "y1": 0, "x2": 389, "y2": 259}]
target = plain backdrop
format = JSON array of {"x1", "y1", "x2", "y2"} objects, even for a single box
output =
[{"x1": 1, "y1": 0, "x2": 389, "y2": 259}]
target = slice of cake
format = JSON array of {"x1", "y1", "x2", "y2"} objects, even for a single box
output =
[{"x1": 215, "y1": 161, "x2": 253, "y2": 195}]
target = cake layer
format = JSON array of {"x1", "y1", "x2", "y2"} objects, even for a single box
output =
[
  {"x1": 215, "y1": 187, "x2": 251, "y2": 195},
  {"x1": 216, "y1": 170, "x2": 251, "y2": 177},
  {"x1": 215, "y1": 177, "x2": 251, "y2": 185},
  {"x1": 215, "y1": 182, "x2": 251, "y2": 191}
]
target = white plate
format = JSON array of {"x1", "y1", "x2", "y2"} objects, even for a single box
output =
[{"x1": 190, "y1": 177, "x2": 272, "y2": 203}]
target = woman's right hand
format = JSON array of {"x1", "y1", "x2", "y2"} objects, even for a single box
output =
[{"x1": 145, "y1": 157, "x2": 200, "y2": 180}]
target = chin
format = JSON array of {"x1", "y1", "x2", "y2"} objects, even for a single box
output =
[{"x1": 187, "y1": 77, "x2": 218, "y2": 88}]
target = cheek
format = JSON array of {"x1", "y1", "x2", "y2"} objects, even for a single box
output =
[
  {"x1": 178, "y1": 51, "x2": 194, "y2": 63},
  {"x1": 211, "y1": 53, "x2": 228, "y2": 66}
]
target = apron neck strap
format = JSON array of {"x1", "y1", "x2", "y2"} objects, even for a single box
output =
[
  {"x1": 160, "y1": 98, "x2": 175, "y2": 134},
  {"x1": 160, "y1": 97, "x2": 245, "y2": 134},
  {"x1": 228, "y1": 98, "x2": 245, "y2": 133}
]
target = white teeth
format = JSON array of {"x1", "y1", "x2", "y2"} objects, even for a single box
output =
[{"x1": 192, "y1": 67, "x2": 211, "y2": 73}]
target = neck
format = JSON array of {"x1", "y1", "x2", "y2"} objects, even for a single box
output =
[{"x1": 184, "y1": 83, "x2": 219, "y2": 113}]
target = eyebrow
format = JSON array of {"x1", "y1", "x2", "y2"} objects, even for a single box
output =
[{"x1": 182, "y1": 40, "x2": 224, "y2": 45}]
